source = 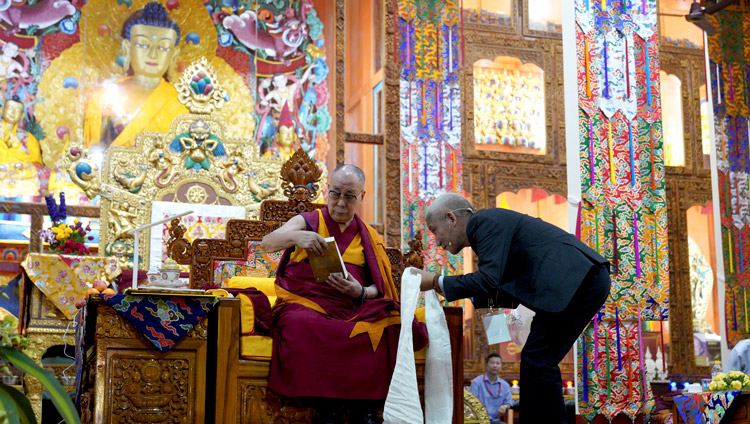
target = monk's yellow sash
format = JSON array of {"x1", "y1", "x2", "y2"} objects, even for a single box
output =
[
  {"x1": 276, "y1": 209, "x2": 402, "y2": 352},
  {"x1": 288, "y1": 210, "x2": 365, "y2": 267}
]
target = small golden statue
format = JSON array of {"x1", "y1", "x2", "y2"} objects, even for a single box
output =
[
  {"x1": 0, "y1": 96, "x2": 42, "y2": 166},
  {"x1": 169, "y1": 119, "x2": 226, "y2": 171}
]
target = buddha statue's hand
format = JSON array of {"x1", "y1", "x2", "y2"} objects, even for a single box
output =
[
  {"x1": 326, "y1": 273, "x2": 362, "y2": 298},
  {"x1": 295, "y1": 231, "x2": 328, "y2": 256}
]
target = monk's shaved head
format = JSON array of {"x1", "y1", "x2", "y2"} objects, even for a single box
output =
[
  {"x1": 331, "y1": 164, "x2": 366, "y2": 187},
  {"x1": 426, "y1": 193, "x2": 474, "y2": 221}
]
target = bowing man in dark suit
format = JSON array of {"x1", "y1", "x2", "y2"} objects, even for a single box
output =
[{"x1": 412, "y1": 193, "x2": 611, "y2": 424}]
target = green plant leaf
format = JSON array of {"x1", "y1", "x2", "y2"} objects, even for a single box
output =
[
  {"x1": 0, "y1": 383, "x2": 35, "y2": 424},
  {"x1": 0, "y1": 386, "x2": 21, "y2": 424},
  {"x1": 0, "y1": 347, "x2": 79, "y2": 424}
]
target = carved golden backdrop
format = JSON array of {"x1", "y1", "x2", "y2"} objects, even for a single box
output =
[
  {"x1": 60, "y1": 58, "x2": 298, "y2": 271},
  {"x1": 69, "y1": 115, "x2": 287, "y2": 270},
  {"x1": 35, "y1": 0, "x2": 254, "y2": 167}
]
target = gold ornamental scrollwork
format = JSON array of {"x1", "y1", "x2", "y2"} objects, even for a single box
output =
[
  {"x1": 62, "y1": 146, "x2": 102, "y2": 200},
  {"x1": 463, "y1": 388, "x2": 491, "y2": 424}
]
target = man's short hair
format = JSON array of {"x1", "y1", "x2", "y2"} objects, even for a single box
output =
[
  {"x1": 486, "y1": 353, "x2": 501, "y2": 364},
  {"x1": 426, "y1": 193, "x2": 474, "y2": 221},
  {"x1": 331, "y1": 164, "x2": 366, "y2": 187}
]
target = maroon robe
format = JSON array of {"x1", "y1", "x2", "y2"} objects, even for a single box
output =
[{"x1": 268, "y1": 207, "x2": 428, "y2": 399}]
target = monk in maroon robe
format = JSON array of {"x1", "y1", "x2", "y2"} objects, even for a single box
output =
[{"x1": 261, "y1": 165, "x2": 428, "y2": 424}]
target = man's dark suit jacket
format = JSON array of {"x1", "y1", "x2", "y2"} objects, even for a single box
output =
[{"x1": 443, "y1": 208, "x2": 609, "y2": 313}]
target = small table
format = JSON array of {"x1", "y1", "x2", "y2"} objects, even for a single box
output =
[
  {"x1": 75, "y1": 294, "x2": 238, "y2": 424},
  {"x1": 19, "y1": 253, "x2": 121, "y2": 421}
]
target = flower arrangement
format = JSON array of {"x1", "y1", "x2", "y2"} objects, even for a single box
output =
[
  {"x1": 40, "y1": 192, "x2": 93, "y2": 255},
  {"x1": 708, "y1": 371, "x2": 750, "y2": 391}
]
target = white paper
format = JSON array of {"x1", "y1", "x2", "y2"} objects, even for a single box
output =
[
  {"x1": 384, "y1": 268, "x2": 453, "y2": 424},
  {"x1": 482, "y1": 313, "x2": 512, "y2": 345},
  {"x1": 148, "y1": 201, "x2": 245, "y2": 269}
]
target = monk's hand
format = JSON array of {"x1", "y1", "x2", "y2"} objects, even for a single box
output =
[
  {"x1": 326, "y1": 273, "x2": 362, "y2": 298},
  {"x1": 296, "y1": 231, "x2": 328, "y2": 256},
  {"x1": 409, "y1": 268, "x2": 437, "y2": 292}
]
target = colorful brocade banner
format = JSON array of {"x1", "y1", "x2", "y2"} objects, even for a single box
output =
[
  {"x1": 706, "y1": 2, "x2": 750, "y2": 350},
  {"x1": 397, "y1": 0, "x2": 463, "y2": 273},
  {"x1": 574, "y1": 0, "x2": 667, "y2": 420}
]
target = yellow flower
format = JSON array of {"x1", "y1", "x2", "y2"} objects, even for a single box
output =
[
  {"x1": 728, "y1": 370, "x2": 743, "y2": 377},
  {"x1": 731, "y1": 380, "x2": 742, "y2": 390},
  {"x1": 717, "y1": 381, "x2": 727, "y2": 390},
  {"x1": 55, "y1": 232, "x2": 65, "y2": 241},
  {"x1": 709, "y1": 381, "x2": 717, "y2": 391},
  {"x1": 74, "y1": 219, "x2": 79, "y2": 224},
  {"x1": 714, "y1": 373, "x2": 728, "y2": 382}
]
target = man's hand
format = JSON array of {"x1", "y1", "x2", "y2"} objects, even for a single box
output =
[
  {"x1": 326, "y1": 273, "x2": 363, "y2": 298},
  {"x1": 409, "y1": 268, "x2": 437, "y2": 291},
  {"x1": 497, "y1": 404, "x2": 509, "y2": 417},
  {"x1": 295, "y1": 231, "x2": 328, "y2": 256}
]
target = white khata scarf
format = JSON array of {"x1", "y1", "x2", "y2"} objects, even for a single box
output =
[{"x1": 383, "y1": 268, "x2": 453, "y2": 424}]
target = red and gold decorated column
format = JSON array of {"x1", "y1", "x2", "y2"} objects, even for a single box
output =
[
  {"x1": 707, "y1": 2, "x2": 750, "y2": 350},
  {"x1": 573, "y1": 0, "x2": 668, "y2": 420}
]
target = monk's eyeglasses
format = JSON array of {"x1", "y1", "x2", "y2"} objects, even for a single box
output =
[{"x1": 328, "y1": 189, "x2": 362, "y2": 204}]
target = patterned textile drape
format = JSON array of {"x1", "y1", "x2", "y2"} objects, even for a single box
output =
[
  {"x1": 574, "y1": 0, "x2": 667, "y2": 420},
  {"x1": 397, "y1": 0, "x2": 463, "y2": 273},
  {"x1": 707, "y1": 2, "x2": 750, "y2": 350}
]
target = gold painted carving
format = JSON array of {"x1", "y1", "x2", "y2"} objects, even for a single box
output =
[
  {"x1": 464, "y1": 388, "x2": 491, "y2": 424},
  {"x1": 111, "y1": 358, "x2": 190, "y2": 423},
  {"x1": 175, "y1": 57, "x2": 228, "y2": 114}
]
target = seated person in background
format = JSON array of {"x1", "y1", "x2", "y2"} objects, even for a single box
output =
[
  {"x1": 727, "y1": 339, "x2": 750, "y2": 374},
  {"x1": 260, "y1": 164, "x2": 428, "y2": 424},
  {"x1": 470, "y1": 353, "x2": 514, "y2": 424}
]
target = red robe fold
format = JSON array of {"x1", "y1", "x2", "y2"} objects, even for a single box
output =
[{"x1": 268, "y1": 207, "x2": 428, "y2": 399}]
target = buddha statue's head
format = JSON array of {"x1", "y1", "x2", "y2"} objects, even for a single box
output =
[
  {"x1": 2, "y1": 96, "x2": 23, "y2": 125},
  {"x1": 276, "y1": 125, "x2": 298, "y2": 150},
  {"x1": 120, "y1": 2, "x2": 181, "y2": 83}
]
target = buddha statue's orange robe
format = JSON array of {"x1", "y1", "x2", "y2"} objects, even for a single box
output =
[
  {"x1": 83, "y1": 78, "x2": 188, "y2": 149},
  {"x1": 268, "y1": 207, "x2": 428, "y2": 399}
]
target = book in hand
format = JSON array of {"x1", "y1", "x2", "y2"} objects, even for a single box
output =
[{"x1": 307, "y1": 236, "x2": 349, "y2": 283}]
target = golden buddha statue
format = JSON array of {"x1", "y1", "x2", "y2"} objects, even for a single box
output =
[
  {"x1": 83, "y1": 2, "x2": 188, "y2": 155},
  {"x1": 38, "y1": 0, "x2": 256, "y2": 174},
  {"x1": 0, "y1": 96, "x2": 41, "y2": 166},
  {"x1": 0, "y1": 96, "x2": 45, "y2": 198},
  {"x1": 274, "y1": 103, "x2": 299, "y2": 161}
]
